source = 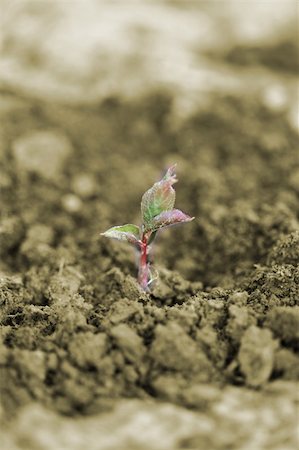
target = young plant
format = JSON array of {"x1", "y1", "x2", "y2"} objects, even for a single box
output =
[{"x1": 101, "y1": 165, "x2": 194, "y2": 291}]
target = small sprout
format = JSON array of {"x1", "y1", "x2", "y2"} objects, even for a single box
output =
[{"x1": 101, "y1": 165, "x2": 194, "y2": 291}]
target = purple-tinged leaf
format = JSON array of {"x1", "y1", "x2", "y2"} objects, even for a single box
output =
[
  {"x1": 162, "y1": 164, "x2": 177, "y2": 182},
  {"x1": 151, "y1": 209, "x2": 194, "y2": 230},
  {"x1": 141, "y1": 165, "x2": 178, "y2": 228},
  {"x1": 101, "y1": 224, "x2": 140, "y2": 245}
]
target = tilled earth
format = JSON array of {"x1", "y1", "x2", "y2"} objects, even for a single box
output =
[{"x1": 0, "y1": 88, "x2": 298, "y2": 449}]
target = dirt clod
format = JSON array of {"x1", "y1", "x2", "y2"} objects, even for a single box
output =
[
  {"x1": 266, "y1": 307, "x2": 299, "y2": 348},
  {"x1": 110, "y1": 324, "x2": 145, "y2": 364},
  {"x1": 0, "y1": 217, "x2": 24, "y2": 254},
  {"x1": 150, "y1": 322, "x2": 215, "y2": 381},
  {"x1": 13, "y1": 130, "x2": 73, "y2": 182},
  {"x1": 238, "y1": 325, "x2": 278, "y2": 387}
]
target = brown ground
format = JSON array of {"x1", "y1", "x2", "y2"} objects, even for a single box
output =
[{"x1": 0, "y1": 37, "x2": 298, "y2": 450}]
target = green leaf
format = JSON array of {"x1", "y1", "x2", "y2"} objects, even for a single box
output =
[
  {"x1": 141, "y1": 165, "x2": 177, "y2": 229},
  {"x1": 151, "y1": 209, "x2": 194, "y2": 231},
  {"x1": 101, "y1": 224, "x2": 140, "y2": 245}
]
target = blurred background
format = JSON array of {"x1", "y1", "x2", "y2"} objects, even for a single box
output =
[{"x1": 0, "y1": 0, "x2": 298, "y2": 118}]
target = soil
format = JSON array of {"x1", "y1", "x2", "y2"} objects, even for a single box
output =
[{"x1": 0, "y1": 61, "x2": 298, "y2": 448}]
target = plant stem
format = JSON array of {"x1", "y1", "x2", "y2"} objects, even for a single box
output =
[{"x1": 138, "y1": 234, "x2": 149, "y2": 290}]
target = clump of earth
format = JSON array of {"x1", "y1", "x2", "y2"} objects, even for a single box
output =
[{"x1": 0, "y1": 83, "x2": 298, "y2": 450}]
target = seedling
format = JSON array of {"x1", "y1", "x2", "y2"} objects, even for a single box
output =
[{"x1": 101, "y1": 165, "x2": 194, "y2": 291}]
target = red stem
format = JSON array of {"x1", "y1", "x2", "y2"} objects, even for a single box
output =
[{"x1": 138, "y1": 234, "x2": 149, "y2": 290}]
